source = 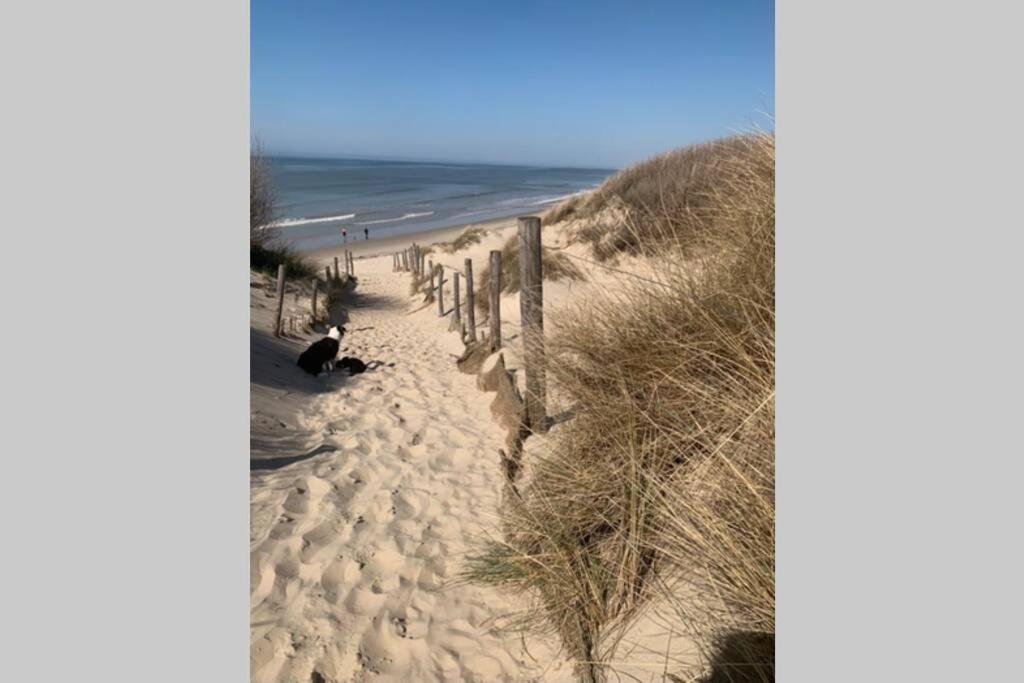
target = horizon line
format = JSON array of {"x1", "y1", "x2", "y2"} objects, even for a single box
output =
[{"x1": 260, "y1": 149, "x2": 619, "y2": 172}]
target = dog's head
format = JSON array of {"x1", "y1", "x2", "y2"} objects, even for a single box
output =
[{"x1": 327, "y1": 325, "x2": 345, "y2": 340}]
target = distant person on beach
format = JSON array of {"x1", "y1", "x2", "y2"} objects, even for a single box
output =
[
  {"x1": 364, "y1": 227, "x2": 369, "y2": 241},
  {"x1": 342, "y1": 227, "x2": 347, "y2": 244}
]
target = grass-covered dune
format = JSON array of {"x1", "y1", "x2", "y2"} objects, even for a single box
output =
[{"x1": 467, "y1": 131, "x2": 775, "y2": 682}]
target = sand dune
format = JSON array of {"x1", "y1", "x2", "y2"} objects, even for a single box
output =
[{"x1": 250, "y1": 257, "x2": 573, "y2": 682}]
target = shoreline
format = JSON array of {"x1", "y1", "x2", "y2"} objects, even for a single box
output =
[{"x1": 302, "y1": 214, "x2": 526, "y2": 264}]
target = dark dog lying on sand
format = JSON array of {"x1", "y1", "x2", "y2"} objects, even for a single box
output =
[{"x1": 337, "y1": 357, "x2": 389, "y2": 375}]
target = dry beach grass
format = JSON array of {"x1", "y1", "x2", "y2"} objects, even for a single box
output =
[
  {"x1": 466, "y1": 131, "x2": 775, "y2": 682},
  {"x1": 475, "y1": 234, "x2": 586, "y2": 316}
]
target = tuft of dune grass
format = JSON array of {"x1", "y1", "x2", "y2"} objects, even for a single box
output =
[
  {"x1": 435, "y1": 226, "x2": 489, "y2": 254},
  {"x1": 543, "y1": 133, "x2": 768, "y2": 262},
  {"x1": 466, "y1": 132, "x2": 774, "y2": 682},
  {"x1": 250, "y1": 143, "x2": 317, "y2": 280},
  {"x1": 542, "y1": 193, "x2": 586, "y2": 226},
  {"x1": 250, "y1": 240, "x2": 317, "y2": 280},
  {"x1": 475, "y1": 235, "x2": 585, "y2": 316}
]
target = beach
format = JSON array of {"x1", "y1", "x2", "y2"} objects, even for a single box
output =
[
  {"x1": 251, "y1": 210, "x2": 701, "y2": 682},
  {"x1": 304, "y1": 215, "x2": 517, "y2": 262},
  {"x1": 250, "y1": 235, "x2": 576, "y2": 682}
]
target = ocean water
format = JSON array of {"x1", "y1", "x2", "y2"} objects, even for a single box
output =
[{"x1": 265, "y1": 157, "x2": 615, "y2": 251}]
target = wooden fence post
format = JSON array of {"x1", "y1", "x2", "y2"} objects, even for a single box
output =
[
  {"x1": 333, "y1": 257, "x2": 340, "y2": 281},
  {"x1": 429, "y1": 260, "x2": 435, "y2": 292},
  {"x1": 464, "y1": 258, "x2": 476, "y2": 342},
  {"x1": 274, "y1": 264, "x2": 286, "y2": 337},
  {"x1": 437, "y1": 265, "x2": 445, "y2": 316},
  {"x1": 518, "y1": 216, "x2": 547, "y2": 432},
  {"x1": 452, "y1": 271, "x2": 461, "y2": 327},
  {"x1": 489, "y1": 250, "x2": 502, "y2": 349},
  {"x1": 311, "y1": 279, "x2": 319, "y2": 320}
]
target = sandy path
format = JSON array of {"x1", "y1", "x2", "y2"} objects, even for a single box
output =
[{"x1": 250, "y1": 256, "x2": 571, "y2": 683}]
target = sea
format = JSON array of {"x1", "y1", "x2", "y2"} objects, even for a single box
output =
[{"x1": 264, "y1": 156, "x2": 615, "y2": 251}]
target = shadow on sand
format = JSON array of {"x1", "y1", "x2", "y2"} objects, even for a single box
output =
[
  {"x1": 691, "y1": 631, "x2": 775, "y2": 683},
  {"x1": 250, "y1": 443, "x2": 338, "y2": 472}
]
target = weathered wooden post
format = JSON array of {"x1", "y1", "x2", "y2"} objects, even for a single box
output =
[
  {"x1": 518, "y1": 216, "x2": 547, "y2": 432},
  {"x1": 311, "y1": 279, "x2": 319, "y2": 320},
  {"x1": 436, "y1": 265, "x2": 445, "y2": 316},
  {"x1": 452, "y1": 271, "x2": 461, "y2": 329},
  {"x1": 274, "y1": 264, "x2": 286, "y2": 337},
  {"x1": 401, "y1": 251, "x2": 408, "y2": 272},
  {"x1": 420, "y1": 251, "x2": 426, "y2": 277},
  {"x1": 348, "y1": 250, "x2": 354, "y2": 276},
  {"x1": 429, "y1": 259, "x2": 435, "y2": 292},
  {"x1": 464, "y1": 258, "x2": 476, "y2": 342},
  {"x1": 333, "y1": 257, "x2": 340, "y2": 281},
  {"x1": 489, "y1": 250, "x2": 502, "y2": 349}
]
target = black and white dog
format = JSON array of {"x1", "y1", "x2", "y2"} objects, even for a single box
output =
[{"x1": 297, "y1": 325, "x2": 345, "y2": 376}]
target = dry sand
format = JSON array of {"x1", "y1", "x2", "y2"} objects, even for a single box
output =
[
  {"x1": 250, "y1": 252, "x2": 574, "y2": 682},
  {"x1": 251, "y1": 216, "x2": 695, "y2": 682}
]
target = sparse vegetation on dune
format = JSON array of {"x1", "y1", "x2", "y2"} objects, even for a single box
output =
[
  {"x1": 544, "y1": 133, "x2": 770, "y2": 262},
  {"x1": 250, "y1": 144, "x2": 316, "y2": 279},
  {"x1": 250, "y1": 240, "x2": 318, "y2": 280},
  {"x1": 433, "y1": 226, "x2": 489, "y2": 254},
  {"x1": 475, "y1": 235, "x2": 585, "y2": 316},
  {"x1": 467, "y1": 132, "x2": 775, "y2": 682}
]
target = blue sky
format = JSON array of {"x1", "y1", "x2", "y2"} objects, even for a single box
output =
[{"x1": 251, "y1": 0, "x2": 773, "y2": 168}]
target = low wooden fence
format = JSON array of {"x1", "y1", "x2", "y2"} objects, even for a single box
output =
[
  {"x1": 272, "y1": 253, "x2": 353, "y2": 338},
  {"x1": 391, "y1": 215, "x2": 548, "y2": 433}
]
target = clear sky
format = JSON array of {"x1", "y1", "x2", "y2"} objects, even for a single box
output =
[{"x1": 251, "y1": 0, "x2": 773, "y2": 169}]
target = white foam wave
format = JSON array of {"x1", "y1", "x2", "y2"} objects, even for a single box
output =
[
  {"x1": 356, "y1": 211, "x2": 434, "y2": 226},
  {"x1": 528, "y1": 190, "x2": 590, "y2": 206},
  {"x1": 269, "y1": 213, "x2": 356, "y2": 228}
]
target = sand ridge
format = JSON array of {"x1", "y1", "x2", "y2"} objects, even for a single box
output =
[{"x1": 250, "y1": 255, "x2": 573, "y2": 682}]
